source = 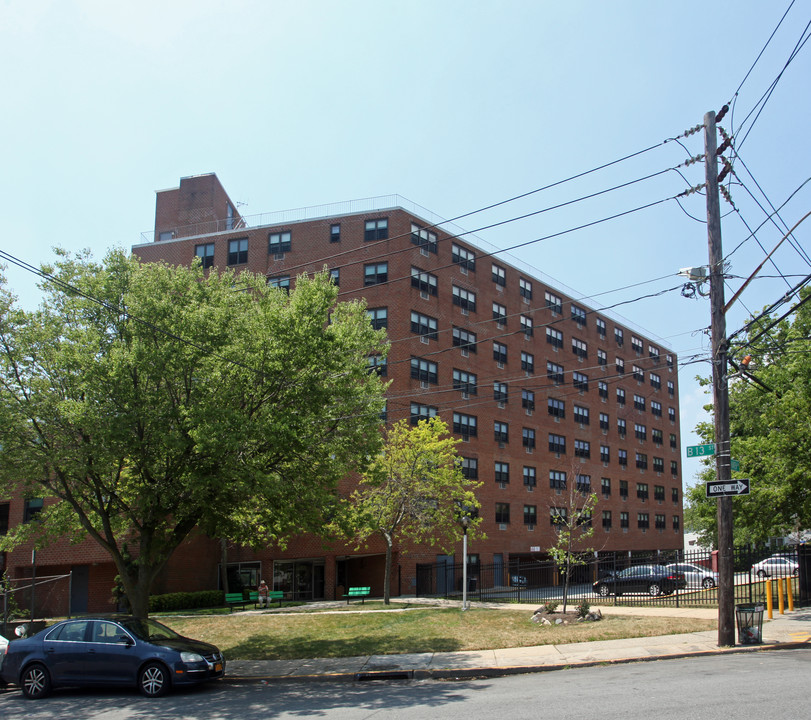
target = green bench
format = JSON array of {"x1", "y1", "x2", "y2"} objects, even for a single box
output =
[
  {"x1": 225, "y1": 591, "x2": 259, "y2": 612},
  {"x1": 259, "y1": 590, "x2": 284, "y2": 608},
  {"x1": 344, "y1": 586, "x2": 371, "y2": 604}
]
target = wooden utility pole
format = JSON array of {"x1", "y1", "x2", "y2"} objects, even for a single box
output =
[{"x1": 704, "y1": 109, "x2": 735, "y2": 646}]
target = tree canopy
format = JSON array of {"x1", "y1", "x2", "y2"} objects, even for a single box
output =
[
  {"x1": 685, "y1": 289, "x2": 811, "y2": 547},
  {"x1": 0, "y1": 250, "x2": 388, "y2": 617},
  {"x1": 341, "y1": 417, "x2": 482, "y2": 604}
]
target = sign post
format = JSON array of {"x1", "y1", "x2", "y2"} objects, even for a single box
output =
[{"x1": 706, "y1": 479, "x2": 750, "y2": 498}]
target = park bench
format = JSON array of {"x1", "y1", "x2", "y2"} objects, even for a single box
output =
[
  {"x1": 344, "y1": 586, "x2": 371, "y2": 604},
  {"x1": 258, "y1": 590, "x2": 285, "y2": 608},
  {"x1": 225, "y1": 591, "x2": 259, "y2": 612}
]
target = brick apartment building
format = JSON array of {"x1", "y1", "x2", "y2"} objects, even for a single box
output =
[{"x1": 0, "y1": 173, "x2": 683, "y2": 613}]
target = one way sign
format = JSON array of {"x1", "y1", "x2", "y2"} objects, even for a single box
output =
[{"x1": 706, "y1": 478, "x2": 751, "y2": 498}]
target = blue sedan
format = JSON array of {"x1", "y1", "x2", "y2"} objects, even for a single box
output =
[{"x1": 0, "y1": 616, "x2": 225, "y2": 699}]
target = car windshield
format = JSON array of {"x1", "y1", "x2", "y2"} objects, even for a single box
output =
[{"x1": 119, "y1": 618, "x2": 182, "y2": 642}]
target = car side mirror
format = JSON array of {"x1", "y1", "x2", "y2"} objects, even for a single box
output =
[{"x1": 118, "y1": 635, "x2": 133, "y2": 645}]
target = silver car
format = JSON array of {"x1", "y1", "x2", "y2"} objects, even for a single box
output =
[
  {"x1": 666, "y1": 562, "x2": 719, "y2": 589},
  {"x1": 751, "y1": 556, "x2": 798, "y2": 578}
]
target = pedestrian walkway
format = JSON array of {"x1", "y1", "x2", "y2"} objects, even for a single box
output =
[{"x1": 225, "y1": 601, "x2": 811, "y2": 684}]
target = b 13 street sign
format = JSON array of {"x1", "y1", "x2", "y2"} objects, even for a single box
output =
[
  {"x1": 706, "y1": 478, "x2": 750, "y2": 498},
  {"x1": 687, "y1": 443, "x2": 716, "y2": 458}
]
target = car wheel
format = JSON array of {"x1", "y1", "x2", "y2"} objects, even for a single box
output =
[
  {"x1": 598, "y1": 584, "x2": 611, "y2": 597},
  {"x1": 648, "y1": 583, "x2": 662, "y2": 597},
  {"x1": 21, "y1": 663, "x2": 52, "y2": 700},
  {"x1": 757, "y1": 570, "x2": 766, "y2": 579},
  {"x1": 139, "y1": 662, "x2": 170, "y2": 698},
  {"x1": 702, "y1": 577, "x2": 716, "y2": 589}
]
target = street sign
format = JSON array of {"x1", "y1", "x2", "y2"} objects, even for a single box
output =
[
  {"x1": 706, "y1": 478, "x2": 750, "y2": 498},
  {"x1": 687, "y1": 443, "x2": 716, "y2": 458},
  {"x1": 731, "y1": 459, "x2": 740, "y2": 472}
]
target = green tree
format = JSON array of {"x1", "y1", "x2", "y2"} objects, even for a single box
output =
[
  {"x1": 0, "y1": 251, "x2": 388, "y2": 618},
  {"x1": 342, "y1": 417, "x2": 482, "y2": 604},
  {"x1": 688, "y1": 288, "x2": 811, "y2": 546}
]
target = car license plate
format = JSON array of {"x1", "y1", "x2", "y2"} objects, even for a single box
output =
[{"x1": 215, "y1": 662, "x2": 222, "y2": 672}]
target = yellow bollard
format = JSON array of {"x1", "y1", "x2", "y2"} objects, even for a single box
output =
[
  {"x1": 777, "y1": 577, "x2": 785, "y2": 614},
  {"x1": 787, "y1": 575, "x2": 795, "y2": 611},
  {"x1": 766, "y1": 579, "x2": 773, "y2": 619}
]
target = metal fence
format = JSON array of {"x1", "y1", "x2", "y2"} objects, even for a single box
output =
[{"x1": 416, "y1": 545, "x2": 811, "y2": 608}]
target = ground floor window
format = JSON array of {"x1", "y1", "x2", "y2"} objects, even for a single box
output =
[
  {"x1": 273, "y1": 560, "x2": 325, "y2": 601},
  {"x1": 220, "y1": 561, "x2": 261, "y2": 594}
]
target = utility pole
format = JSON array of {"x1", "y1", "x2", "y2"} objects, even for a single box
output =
[{"x1": 704, "y1": 109, "x2": 735, "y2": 646}]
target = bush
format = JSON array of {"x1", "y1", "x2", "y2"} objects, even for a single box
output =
[
  {"x1": 574, "y1": 602, "x2": 591, "y2": 618},
  {"x1": 541, "y1": 601, "x2": 559, "y2": 614},
  {"x1": 149, "y1": 590, "x2": 224, "y2": 613}
]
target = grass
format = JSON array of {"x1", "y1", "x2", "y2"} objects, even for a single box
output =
[{"x1": 158, "y1": 606, "x2": 716, "y2": 661}]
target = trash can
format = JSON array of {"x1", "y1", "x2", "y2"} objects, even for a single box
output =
[{"x1": 736, "y1": 603, "x2": 765, "y2": 644}]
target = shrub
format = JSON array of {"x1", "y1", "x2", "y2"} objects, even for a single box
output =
[
  {"x1": 541, "y1": 601, "x2": 559, "y2": 614},
  {"x1": 149, "y1": 590, "x2": 224, "y2": 612},
  {"x1": 574, "y1": 602, "x2": 591, "y2": 618}
]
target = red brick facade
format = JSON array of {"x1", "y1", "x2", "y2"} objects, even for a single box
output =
[{"x1": 0, "y1": 173, "x2": 683, "y2": 612}]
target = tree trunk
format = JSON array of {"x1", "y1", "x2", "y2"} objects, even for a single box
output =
[
  {"x1": 562, "y1": 558, "x2": 570, "y2": 614},
  {"x1": 383, "y1": 533, "x2": 393, "y2": 605},
  {"x1": 220, "y1": 538, "x2": 230, "y2": 595}
]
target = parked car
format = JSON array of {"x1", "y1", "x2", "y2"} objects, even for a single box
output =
[
  {"x1": 593, "y1": 564, "x2": 687, "y2": 597},
  {"x1": 0, "y1": 616, "x2": 225, "y2": 699},
  {"x1": 751, "y1": 556, "x2": 798, "y2": 578},
  {"x1": 0, "y1": 632, "x2": 8, "y2": 678},
  {"x1": 666, "y1": 562, "x2": 719, "y2": 589}
]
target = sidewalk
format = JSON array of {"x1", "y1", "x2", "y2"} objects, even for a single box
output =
[{"x1": 225, "y1": 602, "x2": 811, "y2": 684}]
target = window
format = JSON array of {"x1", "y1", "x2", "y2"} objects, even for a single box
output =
[
  {"x1": 632, "y1": 364, "x2": 645, "y2": 381},
  {"x1": 23, "y1": 498, "x2": 43, "y2": 523},
  {"x1": 364, "y1": 262, "x2": 388, "y2": 286},
  {"x1": 653, "y1": 457, "x2": 665, "y2": 473},
  {"x1": 521, "y1": 351, "x2": 534, "y2": 373},
  {"x1": 495, "y1": 503, "x2": 510, "y2": 524},
  {"x1": 601, "y1": 477, "x2": 611, "y2": 496},
  {"x1": 453, "y1": 412, "x2": 477, "y2": 438},
  {"x1": 452, "y1": 243, "x2": 476, "y2": 271},
  {"x1": 668, "y1": 407, "x2": 676, "y2": 422},
  {"x1": 410, "y1": 357, "x2": 438, "y2": 384},
  {"x1": 617, "y1": 418, "x2": 627, "y2": 437},
  {"x1": 572, "y1": 372, "x2": 588, "y2": 391},
  {"x1": 620, "y1": 479, "x2": 629, "y2": 498},
  {"x1": 652, "y1": 428, "x2": 663, "y2": 445},
  {"x1": 492, "y1": 263, "x2": 506, "y2": 286},
  {"x1": 268, "y1": 231, "x2": 292, "y2": 254},
  {"x1": 616, "y1": 357, "x2": 625, "y2": 375},
  {"x1": 670, "y1": 433, "x2": 678, "y2": 449},
  {"x1": 654, "y1": 485, "x2": 665, "y2": 501},
  {"x1": 671, "y1": 460, "x2": 679, "y2": 476},
  {"x1": 634, "y1": 423, "x2": 647, "y2": 441},
  {"x1": 673, "y1": 515, "x2": 681, "y2": 530},
  {"x1": 522, "y1": 389, "x2": 535, "y2": 411},
  {"x1": 550, "y1": 507, "x2": 567, "y2": 525},
  {"x1": 268, "y1": 275, "x2": 290, "y2": 292},
  {"x1": 667, "y1": 380, "x2": 675, "y2": 397},
  {"x1": 598, "y1": 349, "x2": 607, "y2": 366},
  {"x1": 618, "y1": 450, "x2": 628, "y2": 468},
  {"x1": 494, "y1": 421, "x2": 509, "y2": 444},
  {"x1": 574, "y1": 439, "x2": 590, "y2": 458},
  {"x1": 602, "y1": 510, "x2": 612, "y2": 528},
  {"x1": 650, "y1": 372, "x2": 662, "y2": 390},
  {"x1": 493, "y1": 341, "x2": 507, "y2": 364},
  {"x1": 494, "y1": 382, "x2": 509, "y2": 402},
  {"x1": 410, "y1": 222, "x2": 436, "y2": 252},
  {"x1": 329, "y1": 268, "x2": 340, "y2": 286},
  {"x1": 453, "y1": 285, "x2": 477, "y2": 312},
  {"x1": 620, "y1": 511, "x2": 629, "y2": 528},
  {"x1": 367, "y1": 307, "x2": 388, "y2": 330},
  {"x1": 495, "y1": 462, "x2": 510, "y2": 484},
  {"x1": 636, "y1": 452, "x2": 648, "y2": 470},
  {"x1": 365, "y1": 218, "x2": 388, "y2": 241},
  {"x1": 631, "y1": 335, "x2": 644, "y2": 354},
  {"x1": 492, "y1": 301, "x2": 507, "y2": 324},
  {"x1": 546, "y1": 327, "x2": 563, "y2": 348},
  {"x1": 453, "y1": 327, "x2": 477, "y2": 352},
  {"x1": 638, "y1": 512, "x2": 650, "y2": 530},
  {"x1": 637, "y1": 482, "x2": 649, "y2": 500},
  {"x1": 411, "y1": 311, "x2": 438, "y2": 340},
  {"x1": 411, "y1": 267, "x2": 438, "y2": 296},
  {"x1": 672, "y1": 488, "x2": 679, "y2": 503},
  {"x1": 195, "y1": 243, "x2": 214, "y2": 269},
  {"x1": 571, "y1": 304, "x2": 587, "y2": 326},
  {"x1": 519, "y1": 278, "x2": 533, "y2": 300},
  {"x1": 549, "y1": 470, "x2": 567, "y2": 490},
  {"x1": 367, "y1": 355, "x2": 387, "y2": 376},
  {"x1": 617, "y1": 387, "x2": 627, "y2": 405},
  {"x1": 523, "y1": 466, "x2": 537, "y2": 486},
  {"x1": 461, "y1": 457, "x2": 478, "y2": 479},
  {"x1": 548, "y1": 397, "x2": 565, "y2": 418},
  {"x1": 545, "y1": 291, "x2": 562, "y2": 313},
  {"x1": 651, "y1": 401, "x2": 663, "y2": 417},
  {"x1": 227, "y1": 238, "x2": 248, "y2": 265},
  {"x1": 572, "y1": 338, "x2": 588, "y2": 358},
  {"x1": 598, "y1": 381, "x2": 608, "y2": 399},
  {"x1": 524, "y1": 505, "x2": 537, "y2": 525},
  {"x1": 596, "y1": 317, "x2": 607, "y2": 337},
  {"x1": 0, "y1": 502, "x2": 8, "y2": 535},
  {"x1": 410, "y1": 403, "x2": 438, "y2": 424},
  {"x1": 520, "y1": 315, "x2": 533, "y2": 337},
  {"x1": 330, "y1": 223, "x2": 341, "y2": 243},
  {"x1": 549, "y1": 434, "x2": 566, "y2": 454},
  {"x1": 600, "y1": 445, "x2": 610, "y2": 462},
  {"x1": 547, "y1": 361, "x2": 564, "y2": 384},
  {"x1": 522, "y1": 428, "x2": 536, "y2": 450},
  {"x1": 615, "y1": 327, "x2": 624, "y2": 346},
  {"x1": 577, "y1": 474, "x2": 591, "y2": 494},
  {"x1": 634, "y1": 394, "x2": 646, "y2": 411},
  {"x1": 453, "y1": 369, "x2": 478, "y2": 395},
  {"x1": 599, "y1": 412, "x2": 609, "y2": 430},
  {"x1": 573, "y1": 405, "x2": 589, "y2": 425}
]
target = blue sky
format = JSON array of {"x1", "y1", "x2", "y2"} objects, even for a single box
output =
[{"x1": 2, "y1": 0, "x2": 809, "y2": 488}]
